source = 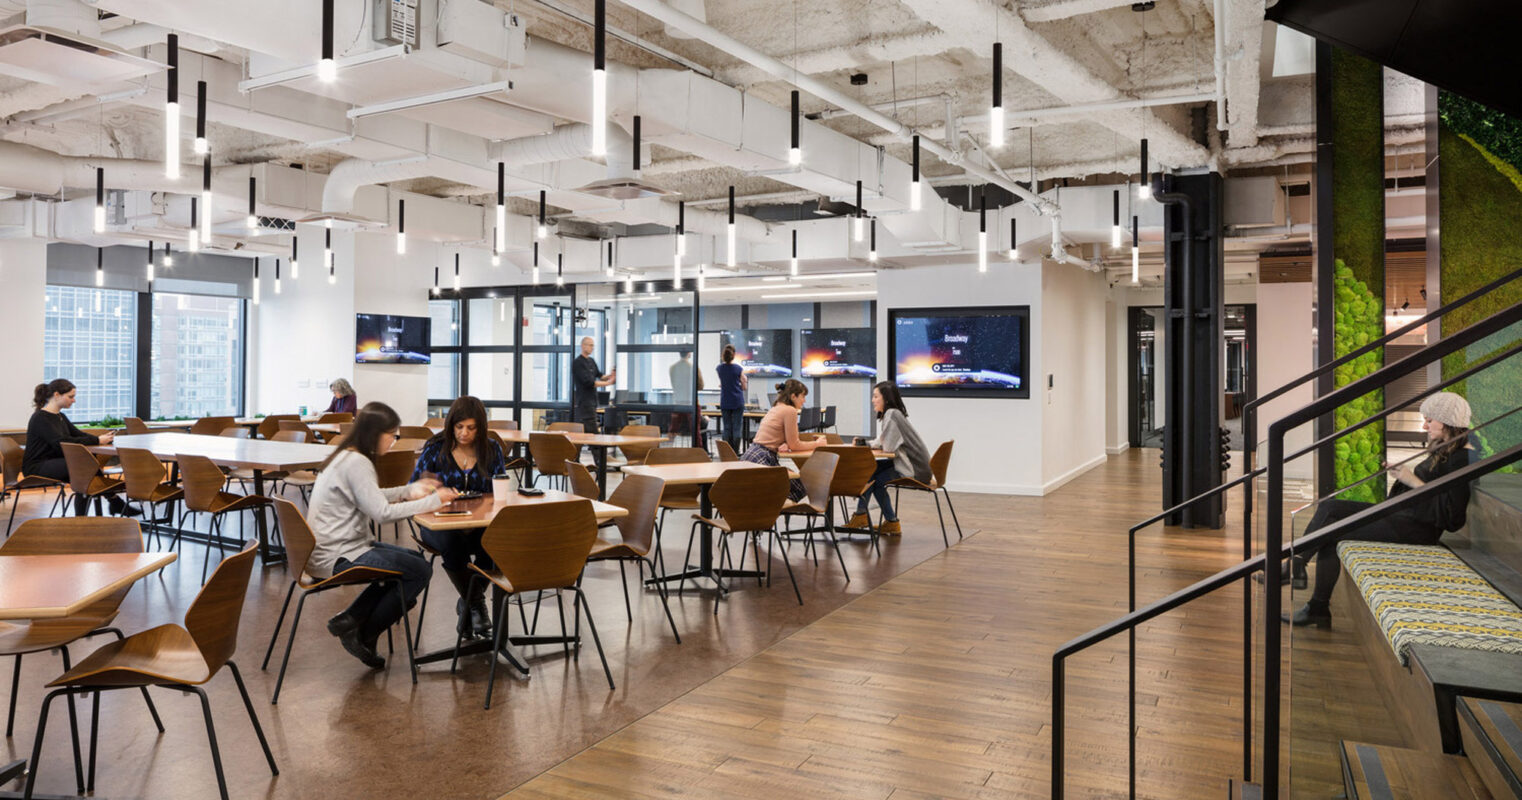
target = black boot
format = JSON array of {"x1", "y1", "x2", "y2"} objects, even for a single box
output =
[
  {"x1": 443, "y1": 568, "x2": 482, "y2": 639},
  {"x1": 467, "y1": 576, "x2": 492, "y2": 639},
  {"x1": 327, "y1": 612, "x2": 384, "y2": 668},
  {"x1": 1283, "y1": 600, "x2": 1332, "y2": 629},
  {"x1": 1253, "y1": 557, "x2": 1309, "y2": 590}
]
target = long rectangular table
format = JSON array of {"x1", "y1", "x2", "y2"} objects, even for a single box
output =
[
  {"x1": 495, "y1": 430, "x2": 668, "y2": 500},
  {"x1": 88, "y1": 433, "x2": 335, "y2": 564}
]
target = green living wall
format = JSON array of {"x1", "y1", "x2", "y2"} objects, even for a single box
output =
[
  {"x1": 1438, "y1": 92, "x2": 1522, "y2": 466},
  {"x1": 1330, "y1": 49, "x2": 1385, "y2": 502}
]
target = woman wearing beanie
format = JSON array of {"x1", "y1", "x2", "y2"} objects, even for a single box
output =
[{"x1": 1281, "y1": 391, "x2": 1475, "y2": 628}]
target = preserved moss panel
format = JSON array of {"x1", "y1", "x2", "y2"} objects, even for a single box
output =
[
  {"x1": 1331, "y1": 49, "x2": 1385, "y2": 500},
  {"x1": 1437, "y1": 103, "x2": 1522, "y2": 467}
]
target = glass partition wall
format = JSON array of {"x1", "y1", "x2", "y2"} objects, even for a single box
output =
[{"x1": 586, "y1": 282, "x2": 699, "y2": 442}]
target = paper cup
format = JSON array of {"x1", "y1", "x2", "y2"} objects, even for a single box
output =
[{"x1": 492, "y1": 474, "x2": 513, "y2": 502}]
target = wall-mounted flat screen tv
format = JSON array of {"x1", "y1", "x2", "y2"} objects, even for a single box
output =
[
  {"x1": 720, "y1": 329, "x2": 793, "y2": 377},
  {"x1": 801, "y1": 328, "x2": 877, "y2": 378},
  {"x1": 355, "y1": 313, "x2": 431, "y2": 364},
  {"x1": 889, "y1": 306, "x2": 1029, "y2": 397}
]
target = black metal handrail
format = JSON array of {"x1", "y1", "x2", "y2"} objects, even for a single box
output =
[{"x1": 1054, "y1": 436, "x2": 1522, "y2": 799}]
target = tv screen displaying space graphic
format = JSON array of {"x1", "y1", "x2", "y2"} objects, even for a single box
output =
[
  {"x1": 888, "y1": 306, "x2": 1029, "y2": 397},
  {"x1": 800, "y1": 328, "x2": 877, "y2": 378},
  {"x1": 355, "y1": 313, "x2": 431, "y2": 364},
  {"x1": 720, "y1": 329, "x2": 792, "y2": 377}
]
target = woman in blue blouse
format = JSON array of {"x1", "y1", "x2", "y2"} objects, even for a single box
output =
[{"x1": 412, "y1": 395, "x2": 507, "y2": 638}]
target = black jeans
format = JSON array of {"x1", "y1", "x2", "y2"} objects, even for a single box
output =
[
  {"x1": 418, "y1": 528, "x2": 495, "y2": 573},
  {"x1": 335, "y1": 542, "x2": 433, "y2": 641},
  {"x1": 721, "y1": 408, "x2": 744, "y2": 450},
  {"x1": 855, "y1": 461, "x2": 901, "y2": 521},
  {"x1": 1301, "y1": 498, "x2": 1440, "y2": 604}
]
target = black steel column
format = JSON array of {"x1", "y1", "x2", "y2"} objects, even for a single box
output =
[
  {"x1": 1159, "y1": 172, "x2": 1225, "y2": 528},
  {"x1": 1314, "y1": 40, "x2": 1337, "y2": 496}
]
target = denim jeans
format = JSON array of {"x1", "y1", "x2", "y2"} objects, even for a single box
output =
[
  {"x1": 419, "y1": 528, "x2": 495, "y2": 572},
  {"x1": 721, "y1": 408, "x2": 745, "y2": 450},
  {"x1": 855, "y1": 461, "x2": 901, "y2": 521},
  {"x1": 335, "y1": 542, "x2": 433, "y2": 641}
]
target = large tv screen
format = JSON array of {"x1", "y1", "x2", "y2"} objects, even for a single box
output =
[
  {"x1": 801, "y1": 328, "x2": 877, "y2": 378},
  {"x1": 889, "y1": 306, "x2": 1029, "y2": 397},
  {"x1": 721, "y1": 329, "x2": 793, "y2": 377},
  {"x1": 355, "y1": 313, "x2": 431, "y2": 364}
]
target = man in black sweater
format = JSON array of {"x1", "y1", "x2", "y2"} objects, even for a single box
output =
[{"x1": 571, "y1": 336, "x2": 615, "y2": 434}]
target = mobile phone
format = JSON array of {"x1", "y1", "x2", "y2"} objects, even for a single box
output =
[
  {"x1": 517, "y1": 487, "x2": 545, "y2": 497},
  {"x1": 434, "y1": 510, "x2": 472, "y2": 517}
]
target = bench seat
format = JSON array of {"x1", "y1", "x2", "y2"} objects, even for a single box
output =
[{"x1": 1339, "y1": 541, "x2": 1522, "y2": 667}]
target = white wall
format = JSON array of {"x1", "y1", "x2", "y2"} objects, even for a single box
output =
[
  {"x1": 1040, "y1": 263, "x2": 1109, "y2": 491},
  {"x1": 0, "y1": 240, "x2": 47, "y2": 425}
]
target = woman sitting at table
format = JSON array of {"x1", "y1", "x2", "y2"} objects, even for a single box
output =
[
  {"x1": 411, "y1": 395, "x2": 509, "y2": 640},
  {"x1": 845, "y1": 381, "x2": 931, "y2": 536},
  {"x1": 325, "y1": 378, "x2": 357, "y2": 415},
  {"x1": 309, "y1": 401, "x2": 456, "y2": 669},
  {"x1": 23, "y1": 378, "x2": 130, "y2": 517},
  {"x1": 741, "y1": 379, "x2": 826, "y2": 501}
]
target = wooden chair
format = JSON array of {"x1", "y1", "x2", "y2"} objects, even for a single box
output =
[
  {"x1": 528, "y1": 433, "x2": 579, "y2": 491},
  {"x1": 456, "y1": 499, "x2": 613, "y2": 707},
  {"x1": 486, "y1": 420, "x2": 519, "y2": 432},
  {"x1": 117, "y1": 448, "x2": 184, "y2": 551},
  {"x1": 269, "y1": 432, "x2": 317, "y2": 503},
  {"x1": 889, "y1": 440, "x2": 963, "y2": 546},
  {"x1": 19, "y1": 543, "x2": 278, "y2": 800},
  {"x1": 188, "y1": 416, "x2": 236, "y2": 436},
  {"x1": 123, "y1": 417, "x2": 152, "y2": 435},
  {"x1": 315, "y1": 412, "x2": 352, "y2": 425},
  {"x1": 373, "y1": 450, "x2": 420, "y2": 541},
  {"x1": 398, "y1": 425, "x2": 434, "y2": 441},
  {"x1": 178, "y1": 454, "x2": 276, "y2": 581},
  {"x1": 260, "y1": 499, "x2": 416, "y2": 704},
  {"x1": 1, "y1": 518, "x2": 162, "y2": 793},
  {"x1": 818, "y1": 445, "x2": 883, "y2": 554},
  {"x1": 585, "y1": 474, "x2": 680, "y2": 641},
  {"x1": 255, "y1": 415, "x2": 299, "y2": 440},
  {"x1": 218, "y1": 427, "x2": 249, "y2": 439},
  {"x1": 60, "y1": 442, "x2": 124, "y2": 517},
  {"x1": 1, "y1": 437, "x2": 67, "y2": 536},
  {"x1": 548, "y1": 421, "x2": 585, "y2": 433},
  {"x1": 277, "y1": 419, "x2": 317, "y2": 439},
  {"x1": 272, "y1": 428, "x2": 317, "y2": 445},
  {"x1": 688, "y1": 466, "x2": 796, "y2": 613},
  {"x1": 616, "y1": 424, "x2": 663, "y2": 467},
  {"x1": 565, "y1": 460, "x2": 601, "y2": 501},
  {"x1": 714, "y1": 440, "x2": 740, "y2": 462},
  {"x1": 423, "y1": 417, "x2": 446, "y2": 431},
  {"x1": 645, "y1": 447, "x2": 709, "y2": 542},
  {"x1": 778, "y1": 450, "x2": 851, "y2": 578},
  {"x1": 486, "y1": 430, "x2": 530, "y2": 478}
]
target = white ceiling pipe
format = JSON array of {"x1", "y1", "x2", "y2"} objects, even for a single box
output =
[
  {"x1": 1220, "y1": 0, "x2": 1265, "y2": 145},
  {"x1": 715, "y1": 30, "x2": 955, "y2": 87},
  {"x1": 490, "y1": 123, "x2": 636, "y2": 179},
  {"x1": 609, "y1": 0, "x2": 1057, "y2": 215},
  {"x1": 0, "y1": 140, "x2": 198, "y2": 196}
]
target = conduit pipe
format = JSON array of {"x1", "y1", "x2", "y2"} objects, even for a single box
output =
[
  {"x1": 491, "y1": 123, "x2": 635, "y2": 178},
  {"x1": 1048, "y1": 215, "x2": 1103, "y2": 272},
  {"x1": 610, "y1": 0, "x2": 1058, "y2": 215}
]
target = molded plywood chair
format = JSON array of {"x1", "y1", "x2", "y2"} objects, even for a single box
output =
[
  {"x1": 714, "y1": 440, "x2": 740, "y2": 463},
  {"x1": 261, "y1": 499, "x2": 416, "y2": 704},
  {"x1": 616, "y1": 424, "x2": 662, "y2": 468},
  {"x1": 817, "y1": 445, "x2": 882, "y2": 555},
  {"x1": 585, "y1": 473, "x2": 680, "y2": 641},
  {"x1": 372, "y1": 450, "x2": 420, "y2": 541},
  {"x1": 315, "y1": 412, "x2": 352, "y2": 425},
  {"x1": 423, "y1": 417, "x2": 446, "y2": 432},
  {"x1": 117, "y1": 448, "x2": 184, "y2": 551},
  {"x1": 486, "y1": 420, "x2": 519, "y2": 432},
  {"x1": 645, "y1": 447, "x2": 709, "y2": 542},
  {"x1": 188, "y1": 416, "x2": 236, "y2": 436},
  {"x1": 889, "y1": 440, "x2": 963, "y2": 546},
  {"x1": 19, "y1": 543, "x2": 278, "y2": 800},
  {"x1": 178, "y1": 454, "x2": 275, "y2": 580},
  {"x1": 689, "y1": 466, "x2": 795, "y2": 613},
  {"x1": 528, "y1": 433, "x2": 579, "y2": 491},
  {"x1": 122, "y1": 417, "x2": 152, "y2": 435},
  {"x1": 548, "y1": 422, "x2": 585, "y2": 434},
  {"x1": 60, "y1": 442, "x2": 124, "y2": 517},
  {"x1": 269, "y1": 432, "x2": 318, "y2": 503},
  {"x1": 398, "y1": 426, "x2": 434, "y2": 441},
  {"x1": 277, "y1": 419, "x2": 317, "y2": 440},
  {"x1": 778, "y1": 450, "x2": 850, "y2": 578},
  {"x1": 2, "y1": 437, "x2": 67, "y2": 537},
  {"x1": 255, "y1": 415, "x2": 299, "y2": 441},
  {"x1": 564, "y1": 460, "x2": 601, "y2": 502}
]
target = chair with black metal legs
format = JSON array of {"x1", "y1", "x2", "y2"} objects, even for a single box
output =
[
  {"x1": 714, "y1": 440, "x2": 740, "y2": 462},
  {"x1": 527, "y1": 432, "x2": 580, "y2": 491},
  {"x1": 888, "y1": 440, "x2": 963, "y2": 547},
  {"x1": 689, "y1": 466, "x2": 795, "y2": 614},
  {"x1": 60, "y1": 442, "x2": 124, "y2": 517},
  {"x1": 1, "y1": 518, "x2": 164, "y2": 795},
  {"x1": 117, "y1": 448, "x2": 184, "y2": 552},
  {"x1": 777, "y1": 450, "x2": 851, "y2": 580},
  {"x1": 1, "y1": 437, "x2": 67, "y2": 537},
  {"x1": 646, "y1": 447, "x2": 709, "y2": 545},
  {"x1": 454, "y1": 499, "x2": 614, "y2": 708},
  {"x1": 20, "y1": 542, "x2": 277, "y2": 800},
  {"x1": 178, "y1": 454, "x2": 276, "y2": 581},
  {"x1": 260, "y1": 499, "x2": 416, "y2": 704},
  {"x1": 584, "y1": 473, "x2": 680, "y2": 642},
  {"x1": 815, "y1": 445, "x2": 882, "y2": 555}
]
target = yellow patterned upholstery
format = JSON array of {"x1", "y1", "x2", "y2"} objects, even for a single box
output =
[{"x1": 1339, "y1": 541, "x2": 1522, "y2": 666}]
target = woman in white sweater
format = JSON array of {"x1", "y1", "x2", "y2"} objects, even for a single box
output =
[
  {"x1": 308, "y1": 402, "x2": 458, "y2": 668},
  {"x1": 847, "y1": 382, "x2": 931, "y2": 535}
]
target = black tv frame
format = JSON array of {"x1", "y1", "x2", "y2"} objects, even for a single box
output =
[
  {"x1": 887, "y1": 305, "x2": 1031, "y2": 399},
  {"x1": 354, "y1": 312, "x2": 433, "y2": 365}
]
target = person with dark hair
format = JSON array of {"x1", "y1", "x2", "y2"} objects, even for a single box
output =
[
  {"x1": 572, "y1": 336, "x2": 615, "y2": 433},
  {"x1": 411, "y1": 395, "x2": 509, "y2": 639},
  {"x1": 741, "y1": 378, "x2": 824, "y2": 500},
  {"x1": 309, "y1": 401, "x2": 457, "y2": 668},
  {"x1": 717, "y1": 344, "x2": 748, "y2": 451},
  {"x1": 846, "y1": 381, "x2": 932, "y2": 535},
  {"x1": 23, "y1": 379, "x2": 129, "y2": 516},
  {"x1": 1280, "y1": 392, "x2": 1476, "y2": 628}
]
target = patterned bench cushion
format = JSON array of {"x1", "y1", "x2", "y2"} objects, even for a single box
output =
[{"x1": 1338, "y1": 541, "x2": 1522, "y2": 666}]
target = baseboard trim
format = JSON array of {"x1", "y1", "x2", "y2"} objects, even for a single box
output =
[
  {"x1": 1041, "y1": 453, "x2": 1109, "y2": 495},
  {"x1": 1106, "y1": 444, "x2": 1130, "y2": 455}
]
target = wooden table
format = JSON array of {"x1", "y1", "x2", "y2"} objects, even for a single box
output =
[
  {"x1": 0, "y1": 551, "x2": 175, "y2": 797},
  {"x1": 783, "y1": 448, "x2": 893, "y2": 464},
  {"x1": 89, "y1": 433, "x2": 334, "y2": 564},
  {"x1": 497, "y1": 430, "x2": 668, "y2": 500},
  {"x1": 232, "y1": 415, "x2": 323, "y2": 438},
  {"x1": 0, "y1": 419, "x2": 192, "y2": 438},
  {"x1": 621, "y1": 461, "x2": 799, "y2": 591},
  {"x1": 411, "y1": 492, "x2": 627, "y2": 674}
]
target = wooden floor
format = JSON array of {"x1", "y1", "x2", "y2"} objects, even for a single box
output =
[{"x1": 1, "y1": 451, "x2": 1388, "y2": 799}]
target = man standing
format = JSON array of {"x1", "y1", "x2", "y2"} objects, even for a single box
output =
[
  {"x1": 572, "y1": 336, "x2": 615, "y2": 433},
  {"x1": 668, "y1": 351, "x2": 696, "y2": 402}
]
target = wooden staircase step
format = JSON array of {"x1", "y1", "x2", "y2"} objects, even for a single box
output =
[
  {"x1": 1340, "y1": 740, "x2": 1492, "y2": 800},
  {"x1": 1460, "y1": 696, "x2": 1522, "y2": 799}
]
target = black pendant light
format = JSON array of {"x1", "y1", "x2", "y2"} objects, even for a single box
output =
[
  {"x1": 247, "y1": 175, "x2": 257, "y2": 230},
  {"x1": 989, "y1": 41, "x2": 1003, "y2": 148},
  {"x1": 319, "y1": 0, "x2": 336, "y2": 80},
  {"x1": 537, "y1": 188, "x2": 547, "y2": 238},
  {"x1": 556, "y1": 252, "x2": 565, "y2": 286},
  {"x1": 496, "y1": 162, "x2": 506, "y2": 249},
  {"x1": 94, "y1": 167, "x2": 105, "y2": 233},
  {"x1": 194, "y1": 80, "x2": 207, "y2": 154},
  {"x1": 788, "y1": 90, "x2": 801, "y2": 165},
  {"x1": 164, "y1": 33, "x2": 179, "y2": 179},
  {"x1": 910, "y1": 134, "x2": 922, "y2": 210},
  {"x1": 632, "y1": 115, "x2": 642, "y2": 173},
  {"x1": 977, "y1": 193, "x2": 988, "y2": 273},
  {"x1": 1138, "y1": 138, "x2": 1151, "y2": 198},
  {"x1": 591, "y1": 0, "x2": 607, "y2": 156},
  {"x1": 396, "y1": 198, "x2": 406, "y2": 254},
  {"x1": 726, "y1": 185, "x2": 737, "y2": 267},
  {"x1": 854, "y1": 180, "x2": 864, "y2": 242},
  {"x1": 274, "y1": 258, "x2": 281, "y2": 294},
  {"x1": 290, "y1": 230, "x2": 298, "y2": 279}
]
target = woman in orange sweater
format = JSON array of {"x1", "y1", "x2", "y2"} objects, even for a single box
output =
[{"x1": 740, "y1": 379, "x2": 825, "y2": 500}]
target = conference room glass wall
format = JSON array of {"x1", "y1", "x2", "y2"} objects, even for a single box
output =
[{"x1": 584, "y1": 282, "x2": 699, "y2": 443}]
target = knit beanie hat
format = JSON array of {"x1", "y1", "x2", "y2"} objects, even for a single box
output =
[{"x1": 1419, "y1": 392, "x2": 1471, "y2": 429}]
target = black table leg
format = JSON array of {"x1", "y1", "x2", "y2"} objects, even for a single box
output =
[
  {"x1": 0, "y1": 757, "x2": 93, "y2": 799},
  {"x1": 251, "y1": 470, "x2": 285, "y2": 566},
  {"x1": 646, "y1": 483, "x2": 763, "y2": 590},
  {"x1": 595, "y1": 446, "x2": 609, "y2": 501}
]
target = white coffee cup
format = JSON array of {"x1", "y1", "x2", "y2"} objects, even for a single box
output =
[{"x1": 492, "y1": 473, "x2": 513, "y2": 502}]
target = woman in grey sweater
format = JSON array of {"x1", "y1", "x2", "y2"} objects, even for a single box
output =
[
  {"x1": 309, "y1": 402, "x2": 457, "y2": 668},
  {"x1": 847, "y1": 381, "x2": 931, "y2": 535}
]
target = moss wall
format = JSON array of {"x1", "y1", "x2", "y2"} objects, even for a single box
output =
[
  {"x1": 1330, "y1": 49, "x2": 1386, "y2": 502},
  {"x1": 1438, "y1": 92, "x2": 1522, "y2": 465}
]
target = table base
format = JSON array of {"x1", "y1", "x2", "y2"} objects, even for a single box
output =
[{"x1": 0, "y1": 758, "x2": 104, "y2": 800}]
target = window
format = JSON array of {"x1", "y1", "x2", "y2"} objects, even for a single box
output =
[
  {"x1": 43, "y1": 286, "x2": 137, "y2": 423},
  {"x1": 150, "y1": 293, "x2": 244, "y2": 419},
  {"x1": 427, "y1": 299, "x2": 461, "y2": 399}
]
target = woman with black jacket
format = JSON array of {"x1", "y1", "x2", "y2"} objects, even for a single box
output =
[
  {"x1": 1283, "y1": 392, "x2": 1475, "y2": 628},
  {"x1": 23, "y1": 378, "x2": 127, "y2": 516}
]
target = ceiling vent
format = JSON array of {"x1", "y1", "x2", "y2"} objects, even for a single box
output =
[
  {"x1": 572, "y1": 177, "x2": 676, "y2": 200},
  {"x1": 0, "y1": 26, "x2": 160, "y2": 86}
]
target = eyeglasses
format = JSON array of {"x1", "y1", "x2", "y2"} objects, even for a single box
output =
[{"x1": 388, "y1": 431, "x2": 402, "y2": 441}]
